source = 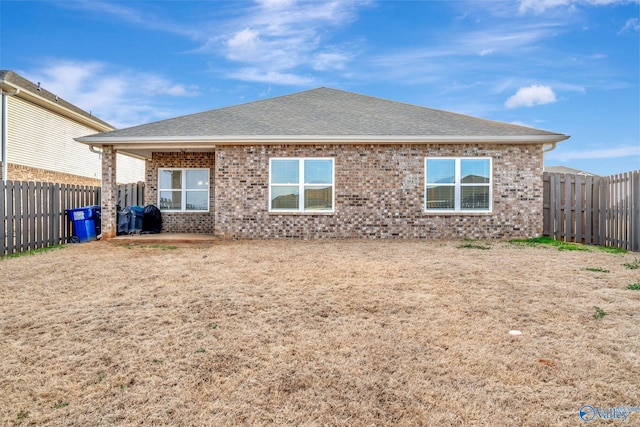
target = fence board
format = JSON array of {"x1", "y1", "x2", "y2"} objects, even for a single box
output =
[
  {"x1": 584, "y1": 175, "x2": 592, "y2": 244},
  {"x1": 0, "y1": 181, "x2": 5, "y2": 254},
  {"x1": 117, "y1": 181, "x2": 145, "y2": 209},
  {"x1": 553, "y1": 173, "x2": 562, "y2": 240},
  {"x1": 7, "y1": 181, "x2": 15, "y2": 254},
  {"x1": 575, "y1": 175, "x2": 582, "y2": 243},
  {"x1": 544, "y1": 171, "x2": 639, "y2": 252},
  {"x1": 631, "y1": 171, "x2": 640, "y2": 251},
  {"x1": 543, "y1": 172, "x2": 551, "y2": 236}
]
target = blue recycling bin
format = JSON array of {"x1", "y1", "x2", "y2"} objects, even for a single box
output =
[{"x1": 66, "y1": 205, "x2": 101, "y2": 242}]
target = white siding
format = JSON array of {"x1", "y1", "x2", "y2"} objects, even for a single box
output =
[
  {"x1": 117, "y1": 153, "x2": 145, "y2": 183},
  {"x1": 6, "y1": 96, "x2": 144, "y2": 183}
]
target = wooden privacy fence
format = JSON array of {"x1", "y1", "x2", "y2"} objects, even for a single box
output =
[
  {"x1": 0, "y1": 180, "x2": 100, "y2": 256},
  {"x1": 543, "y1": 171, "x2": 640, "y2": 252},
  {"x1": 117, "y1": 181, "x2": 145, "y2": 210},
  {"x1": 1, "y1": 180, "x2": 145, "y2": 256}
]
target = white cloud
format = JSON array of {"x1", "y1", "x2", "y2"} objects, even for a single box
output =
[
  {"x1": 518, "y1": 0, "x2": 636, "y2": 14},
  {"x1": 255, "y1": 0, "x2": 296, "y2": 9},
  {"x1": 505, "y1": 85, "x2": 557, "y2": 108},
  {"x1": 62, "y1": 0, "x2": 203, "y2": 39},
  {"x1": 546, "y1": 145, "x2": 640, "y2": 160},
  {"x1": 518, "y1": 0, "x2": 571, "y2": 14},
  {"x1": 23, "y1": 60, "x2": 200, "y2": 128},
  {"x1": 229, "y1": 68, "x2": 314, "y2": 85},
  {"x1": 619, "y1": 18, "x2": 640, "y2": 33},
  {"x1": 312, "y1": 51, "x2": 350, "y2": 71},
  {"x1": 211, "y1": 0, "x2": 366, "y2": 84}
]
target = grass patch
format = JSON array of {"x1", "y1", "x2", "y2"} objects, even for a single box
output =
[
  {"x1": 593, "y1": 306, "x2": 607, "y2": 320},
  {"x1": 122, "y1": 244, "x2": 178, "y2": 251},
  {"x1": 457, "y1": 243, "x2": 491, "y2": 250},
  {"x1": 52, "y1": 402, "x2": 69, "y2": 409},
  {"x1": 627, "y1": 283, "x2": 640, "y2": 291},
  {"x1": 585, "y1": 267, "x2": 610, "y2": 273},
  {"x1": 2, "y1": 245, "x2": 65, "y2": 260},
  {"x1": 623, "y1": 259, "x2": 640, "y2": 270},
  {"x1": 194, "y1": 348, "x2": 206, "y2": 354},
  {"x1": 510, "y1": 236, "x2": 589, "y2": 251},
  {"x1": 593, "y1": 245, "x2": 627, "y2": 254},
  {"x1": 141, "y1": 244, "x2": 178, "y2": 250},
  {"x1": 16, "y1": 411, "x2": 28, "y2": 420}
]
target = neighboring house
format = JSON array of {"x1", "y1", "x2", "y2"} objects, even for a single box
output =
[
  {"x1": 0, "y1": 70, "x2": 144, "y2": 185},
  {"x1": 77, "y1": 87, "x2": 569, "y2": 239},
  {"x1": 544, "y1": 166, "x2": 599, "y2": 177}
]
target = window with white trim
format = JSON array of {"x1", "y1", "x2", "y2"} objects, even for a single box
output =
[
  {"x1": 425, "y1": 158, "x2": 492, "y2": 212},
  {"x1": 158, "y1": 168, "x2": 210, "y2": 212},
  {"x1": 269, "y1": 158, "x2": 334, "y2": 212}
]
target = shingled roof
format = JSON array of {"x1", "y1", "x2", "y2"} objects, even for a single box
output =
[{"x1": 77, "y1": 87, "x2": 568, "y2": 157}]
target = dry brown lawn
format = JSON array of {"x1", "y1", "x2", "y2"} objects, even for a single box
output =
[{"x1": 1, "y1": 239, "x2": 639, "y2": 426}]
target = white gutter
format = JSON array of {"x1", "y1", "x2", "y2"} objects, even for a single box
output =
[
  {"x1": 76, "y1": 133, "x2": 570, "y2": 147},
  {"x1": 1, "y1": 88, "x2": 20, "y2": 181},
  {"x1": 87, "y1": 144, "x2": 147, "y2": 161},
  {"x1": 543, "y1": 142, "x2": 557, "y2": 153}
]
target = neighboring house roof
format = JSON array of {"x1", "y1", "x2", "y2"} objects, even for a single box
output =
[
  {"x1": 77, "y1": 87, "x2": 569, "y2": 158},
  {"x1": 544, "y1": 166, "x2": 599, "y2": 176},
  {"x1": 0, "y1": 70, "x2": 113, "y2": 132}
]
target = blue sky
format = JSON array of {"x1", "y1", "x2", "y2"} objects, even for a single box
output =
[{"x1": 1, "y1": 0, "x2": 638, "y2": 175}]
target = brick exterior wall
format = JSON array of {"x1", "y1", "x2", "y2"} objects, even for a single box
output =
[
  {"x1": 145, "y1": 144, "x2": 544, "y2": 239},
  {"x1": 145, "y1": 152, "x2": 215, "y2": 233},
  {"x1": 3, "y1": 163, "x2": 101, "y2": 186}
]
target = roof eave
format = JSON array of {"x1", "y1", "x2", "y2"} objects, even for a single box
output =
[
  {"x1": 1, "y1": 78, "x2": 114, "y2": 132},
  {"x1": 76, "y1": 134, "x2": 570, "y2": 148}
]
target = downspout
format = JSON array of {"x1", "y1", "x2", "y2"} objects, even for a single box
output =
[
  {"x1": 1, "y1": 88, "x2": 20, "y2": 182},
  {"x1": 89, "y1": 145, "x2": 102, "y2": 155},
  {"x1": 543, "y1": 142, "x2": 557, "y2": 153}
]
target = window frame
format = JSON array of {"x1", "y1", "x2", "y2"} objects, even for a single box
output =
[
  {"x1": 269, "y1": 157, "x2": 335, "y2": 213},
  {"x1": 158, "y1": 167, "x2": 210, "y2": 213},
  {"x1": 424, "y1": 157, "x2": 492, "y2": 213}
]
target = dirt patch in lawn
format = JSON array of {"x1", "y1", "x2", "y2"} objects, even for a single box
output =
[{"x1": 1, "y1": 239, "x2": 639, "y2": 426}]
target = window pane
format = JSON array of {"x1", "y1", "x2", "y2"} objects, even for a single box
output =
[
  {"x1": 426, "y1": 159, "x2": 455, "y2": 184},
  {"x1": 304, "y1": 186, "x2": 332, "y2": 210},
  {"x1": 271, "y1": 160, "x2": 299, "y2": 184},
  {"x1": 461, "y1": 159, "x2": 490, "y2": 184},
  {"x1": 271, "y1": 186, "x2": 299, "y2": 210},
  {"x1": 304, "y1": 159, "x2": 332, "y2": 184},
  {"x1": 159, "y1": 191, "x2": 182, "y2": 210},
  {"x1": 461, "y1": 186, "x2": 490, "y2": 210},
  {"x1": 426, "y1": 185, "x2": 454, "y2": 209},
  {"x1": 186, "y1": 170, "x2": 209, "y2": 189},
  {"x1": 159, "y1": 170, "x2": 182, "y2": 189},
  {"x1": 186, "y1": 191, "x2": 208, "y2": 211}
]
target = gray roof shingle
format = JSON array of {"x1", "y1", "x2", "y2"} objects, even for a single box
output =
[{"x1": 85, "y1": 87, "x2": 565, "y2": 139}]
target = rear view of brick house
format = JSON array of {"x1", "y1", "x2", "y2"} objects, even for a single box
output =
[{"x1": 77, "y1": 87, "x2": 569, "y2": 239}]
